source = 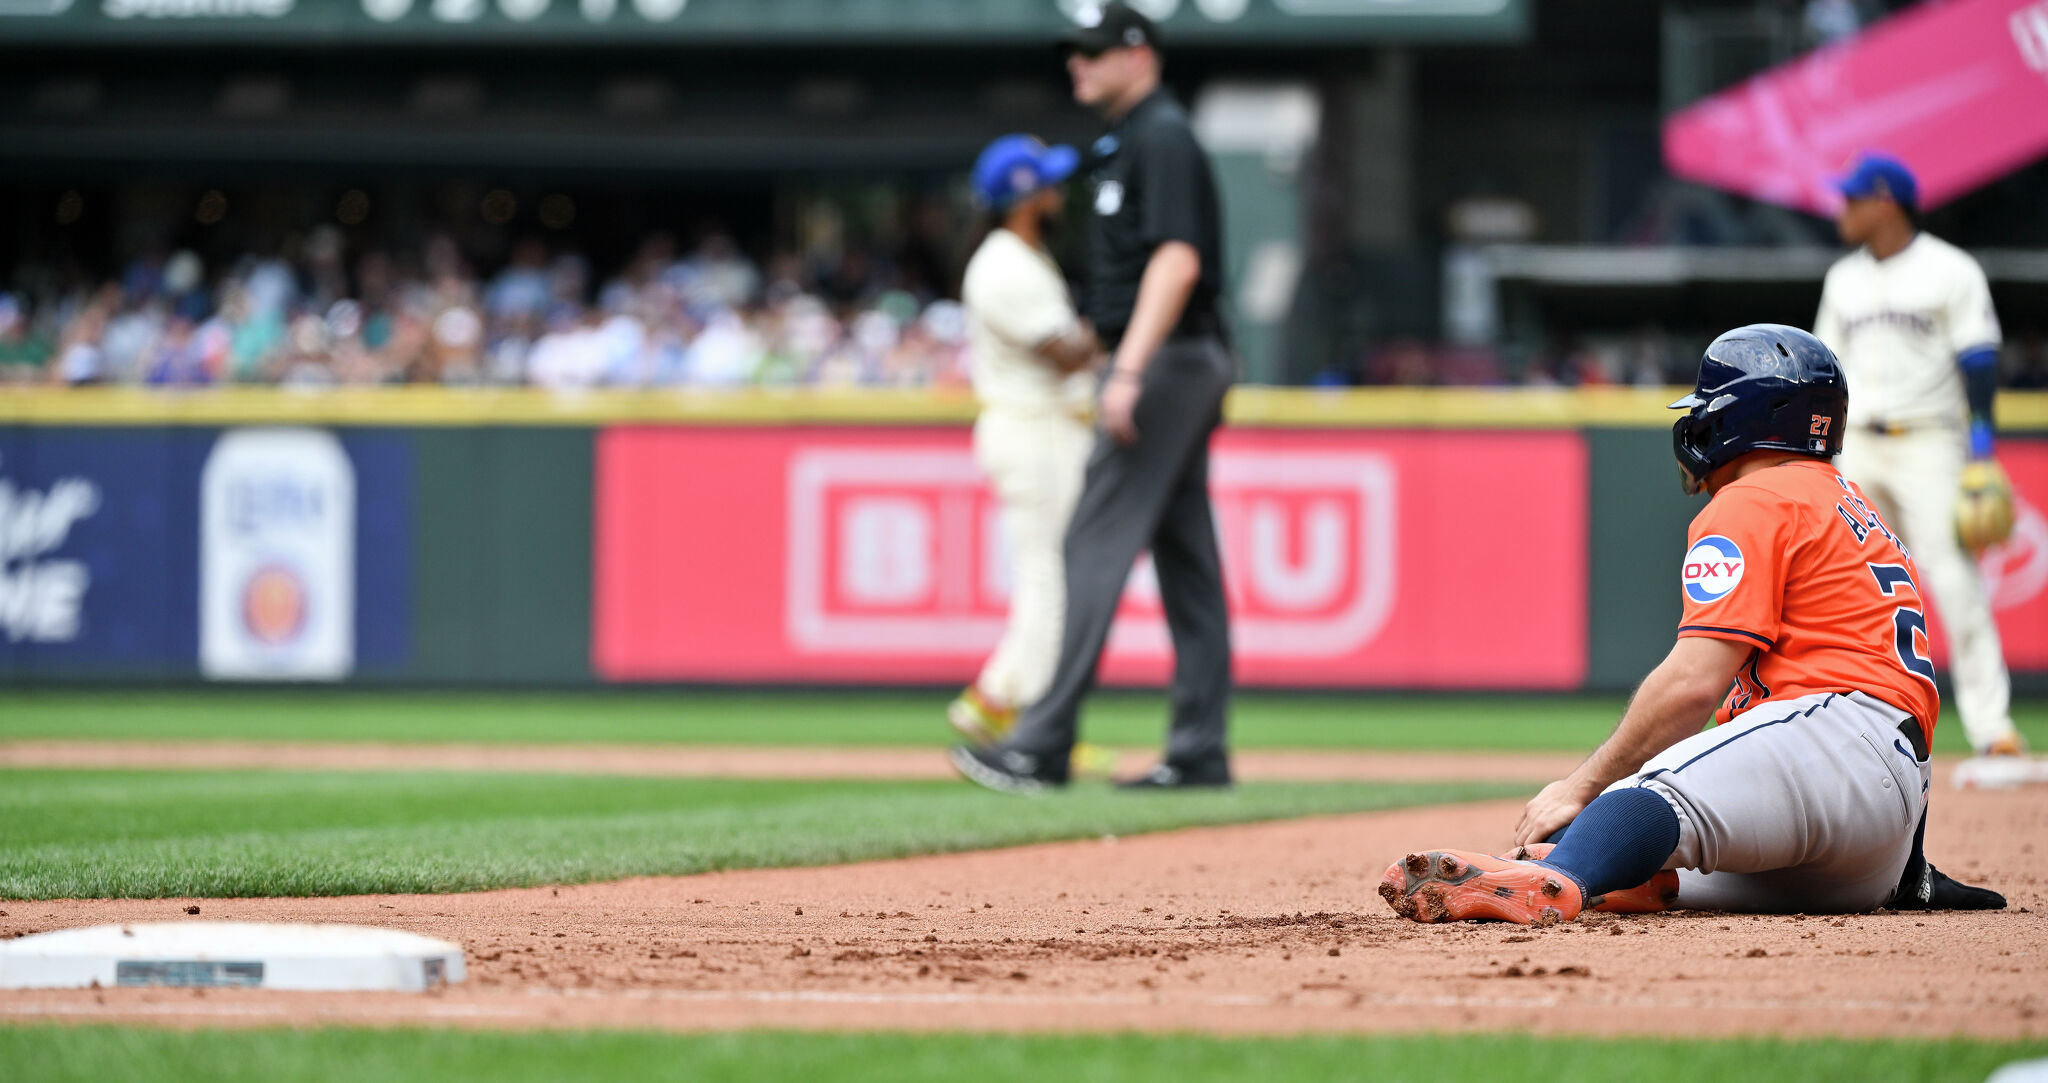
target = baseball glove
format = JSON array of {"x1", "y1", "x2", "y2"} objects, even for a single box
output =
[{"x1": 1956, "y1": 459, "x2": 2016, "y2": 554}]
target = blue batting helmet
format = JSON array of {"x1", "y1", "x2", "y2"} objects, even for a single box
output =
[{"x1": 1669, "y1": 324, "x2": 1848, "y2": 492}]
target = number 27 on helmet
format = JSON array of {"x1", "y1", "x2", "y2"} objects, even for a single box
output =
[{"x1": 1670, "y1": 324, "x2": 1848, "y2": 495}]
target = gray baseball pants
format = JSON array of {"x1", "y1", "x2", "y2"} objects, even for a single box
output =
[
  {"x1": 1006, "y1": 335, "x2": 1235, "y2": 767},
  {"x1": 1607, "y1": 689, "x2": 1932, "y2": 913}
]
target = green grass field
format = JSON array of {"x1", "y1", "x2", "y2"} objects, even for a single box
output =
[
  {"x1": 4, "y1": 690, "x2": 2041, "y2": 1076},
  {"x1": 6, "y1": 690, "x2": 2043, "y2": 752},
  {"x1": 2, "y1": 689, "x2": 2038, "y2": 900},
  {"x1": 3, "y1": 1027, "x2": 2042, "y2": 1083},
  {"x1": 0, "y1": 769, "x2": 1513, "y2": 899}
]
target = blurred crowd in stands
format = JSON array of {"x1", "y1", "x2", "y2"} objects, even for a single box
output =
[
  {"x1": 0, "y1": 228, "x2": 974, "y2": 390},
  {"x1": 5, "y1": 225, "x2": 2045, "y2": 391}
]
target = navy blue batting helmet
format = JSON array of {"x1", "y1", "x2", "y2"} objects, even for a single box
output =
[{"x1": 1669, "y1": 324, "x2": 1847, "y2": 493}]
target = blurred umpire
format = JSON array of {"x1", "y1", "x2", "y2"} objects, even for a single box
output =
[{"x1": 952, "y1": 2, "x2": 1236, "y2": 792}]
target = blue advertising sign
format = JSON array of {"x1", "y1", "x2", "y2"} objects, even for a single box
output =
[
  {"x1": 344, "y1": 430, "x2": 412, "y2": 676},
  {"x1": 0, "y1": 428, "x2": 206, "y2": 679},
  {"x1": 0, "y1": 427, "x2": 411, "y2": 681}
]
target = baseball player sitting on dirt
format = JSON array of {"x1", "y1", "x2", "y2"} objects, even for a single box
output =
[{"x1": 1381, "y1": 324, "x2": 2007, "y2": 926}]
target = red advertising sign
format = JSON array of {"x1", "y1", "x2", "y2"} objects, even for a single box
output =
[
  {"x1": 592, "y1": 427, "x2": 1589, "y2": 688},
  {"x1": 1931, "y1": 441, "x2": 2048, "y2": 670},
  {"x1": 1663, "y1": 0, "x2": 2048, "y2": 215}
]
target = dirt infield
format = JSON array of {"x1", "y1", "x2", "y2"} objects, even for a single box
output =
[{"x1": 3, "y1": 776, "x2": 2043, "y2": 1039}]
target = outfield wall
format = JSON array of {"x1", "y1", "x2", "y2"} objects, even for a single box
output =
[{"x1": 3, "y1": 388, "x2": 2044, "y2": 691}]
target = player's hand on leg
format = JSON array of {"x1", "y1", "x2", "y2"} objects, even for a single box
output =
[
  {"x1": 1100, "y1": 369, "x2": 1141, "y2": 445},
  {"x1": 1515, "y1": 778, "x2": 1593, "y2": 848}
]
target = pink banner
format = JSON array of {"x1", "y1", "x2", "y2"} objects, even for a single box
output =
[
  {"x1": 1663, "y1": 0, "x2": 2048, "y2": 214},
  {"x1": 592, "y1": 426, "x2": 1589, "y2": 689}
]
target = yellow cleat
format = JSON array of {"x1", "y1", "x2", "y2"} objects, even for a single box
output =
[
  {"x1": 946, "y1": 687, "x2": 1015, "y2": 745},
  {"x1": 1069, "y1": 742, "x2": 1121, "y2": 779},
  {"x1": 949, "y1": 689, "x2": 1117, "y2": 778}
]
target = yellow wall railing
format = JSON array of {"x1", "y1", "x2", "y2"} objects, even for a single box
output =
[{"x1": 2, "y1": 386, "x2": 2044, "y2": 430}]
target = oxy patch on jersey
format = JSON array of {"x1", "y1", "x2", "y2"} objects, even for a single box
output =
[{"x1": 1683, "y1": 535, "x2": 1746, "y2": 603}]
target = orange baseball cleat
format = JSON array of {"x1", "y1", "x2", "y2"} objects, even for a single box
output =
[
  {"x1": 1379, "y1": 849, "x2": 1585, "y2": 926},
  {"x1": 1502, "y1": 843, "x2": 1681, "y2": 914}
]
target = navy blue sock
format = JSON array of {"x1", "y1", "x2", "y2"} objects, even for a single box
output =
[{"x1": 1539, "y1": 787, "x2": 1681, "y2": 898}]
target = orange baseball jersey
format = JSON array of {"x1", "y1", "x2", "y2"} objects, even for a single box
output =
[{"x1": 1677, "y1": 458, "x2": 1940, "y2": 734}]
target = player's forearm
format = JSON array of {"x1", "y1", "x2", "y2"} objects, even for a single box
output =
[
  {"x1": 1109, "y1": 242, "x2": 1200, "y2": 378},
  {"x1": 1566, "y1": 646, "x2": 1733, "y2": 798},
  {"x1": 1033, "y1": 320, "x2": 1102, "y2": 373}
]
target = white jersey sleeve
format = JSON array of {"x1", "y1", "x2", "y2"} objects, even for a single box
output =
[
  {"x1": 962, "y1": 230, "x2": 1088, "y2": 413},
  {"x1": 1814, "y1": 266, "x2": 1847, "y2": 357},
  {"x1": 962, "y1": 233, "x2": 1076, "y2": 352},
  {"x1": 1943, "y1": 252, "x2": 2002, "y2": 358}
]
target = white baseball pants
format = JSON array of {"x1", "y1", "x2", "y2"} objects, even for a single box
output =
[
  {"x1": 1606, "y1": 690, "x2": 1930, "y2": 913},
  {"x1": 972, "y1": 407, "x2": 1094, "y2": 710},
  {"x1": 1835, "y1": 427, "x2": 2016, "y2": 751}
]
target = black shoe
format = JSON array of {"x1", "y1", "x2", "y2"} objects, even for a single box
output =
[
  {"x1": 1890, "y1": 862, "x2": 2007, "y2": 911},
  {"x1": 1114, "y1": 759, "x2": 1232, "y2": 790},
  {"x1": 949, "y1": 744, "x2": 1068, "y2": 793}
]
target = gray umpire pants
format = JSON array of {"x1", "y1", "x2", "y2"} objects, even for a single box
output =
[{"x1": 1005, "y1": 335, "x2": 1235, "y2": 766}]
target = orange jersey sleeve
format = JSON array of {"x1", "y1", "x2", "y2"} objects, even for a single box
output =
[{"x1": 1677, "y1": 484, "x2": 1790, "y2": 652}]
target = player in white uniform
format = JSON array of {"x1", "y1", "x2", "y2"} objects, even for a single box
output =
[
  {"x1": 947, "y1": 135, "x2": 1104, "y2": 748},
  {"x1": 1812, "y1": 153, "x2": 2029, "y2": 765}
]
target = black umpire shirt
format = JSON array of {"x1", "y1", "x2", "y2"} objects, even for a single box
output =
[{"x1": 1081, "y1": 88, "x2": 1224, "y2": 346}]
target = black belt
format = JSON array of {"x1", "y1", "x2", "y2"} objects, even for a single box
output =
[
  {"x1": 1863, "y1": 420, "x2": 1953, "y2": 436},
  {"x1": 1899, "y1": 717, "x2": 1929, "y2": 761},
  {"x1": 1101, "y1": 310, "x2": 1225, "y2": 352},
  {"x1": 1173, "y1": 309, "x2": 1224, "y2": 341}
]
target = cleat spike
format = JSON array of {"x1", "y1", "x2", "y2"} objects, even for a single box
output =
[{"x1": 1377, "y1": 882, "x2": 1404, "y2": 915}]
